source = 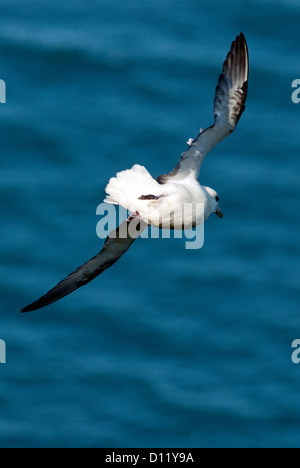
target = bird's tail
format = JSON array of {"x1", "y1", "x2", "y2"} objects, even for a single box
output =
[{"x1": 104, "y1": 164, "x2": 160, "y2": 212}]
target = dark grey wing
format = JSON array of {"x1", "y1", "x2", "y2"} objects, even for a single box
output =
[
  {"x1": 21, "y1": 218, "x2": 148, "y2": 313},
  {"x1": 157, "y1": 33, "x2": 249, "y2": 184}
]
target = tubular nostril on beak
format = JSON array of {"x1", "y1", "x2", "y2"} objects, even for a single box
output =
[{"x1": 216, "y1": 207, "x2": 223, "y2": 218}]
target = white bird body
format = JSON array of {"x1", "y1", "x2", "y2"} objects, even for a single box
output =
[{"x1": 105, "y1": 164, "x2": 215, "y2": 229}]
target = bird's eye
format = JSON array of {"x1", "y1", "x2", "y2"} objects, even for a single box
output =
[{"x1": 216, "y1": 195, "x2": 220, "y2": 202}]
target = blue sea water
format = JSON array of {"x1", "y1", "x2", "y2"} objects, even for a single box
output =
[{"x1": 0, "y1": 0, "x2": 300, "y2": 448}]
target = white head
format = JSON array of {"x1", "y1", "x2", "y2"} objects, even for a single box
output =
[{"x1": 204, "y1": 187, "x2": 223, "y2": 219}]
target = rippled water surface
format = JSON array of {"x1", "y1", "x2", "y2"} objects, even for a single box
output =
[{"x1": 0, "y1": 0, "x2": 300, "y2": 448}]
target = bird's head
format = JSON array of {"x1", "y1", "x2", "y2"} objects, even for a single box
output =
[{"x1": 204, "y1": 187, "x2": 223, "y2": 219}]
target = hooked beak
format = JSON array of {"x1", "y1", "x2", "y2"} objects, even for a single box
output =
[{"x1": 215, "y1": 207, "x2": 223, "y2": 218}]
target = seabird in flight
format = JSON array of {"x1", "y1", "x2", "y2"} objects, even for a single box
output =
[{"x1": 21, "y1": 33, "x2": 249, "y2": 313}]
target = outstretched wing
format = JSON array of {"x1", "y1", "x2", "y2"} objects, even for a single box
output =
[
  {"x1": 157, "y1": 33, "x2": 249, "y2": 184},
  {"x1": 21, "y1": 218, "x2": 148, "y2": 313}
]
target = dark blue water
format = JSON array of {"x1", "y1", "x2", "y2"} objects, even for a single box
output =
[{"x1": 1, "y1": 0, "x2": 300, "y2": 448}]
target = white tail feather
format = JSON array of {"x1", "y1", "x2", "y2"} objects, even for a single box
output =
[{"x1": 104, "y1": 164, "x2": 161, "y2": 212}]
